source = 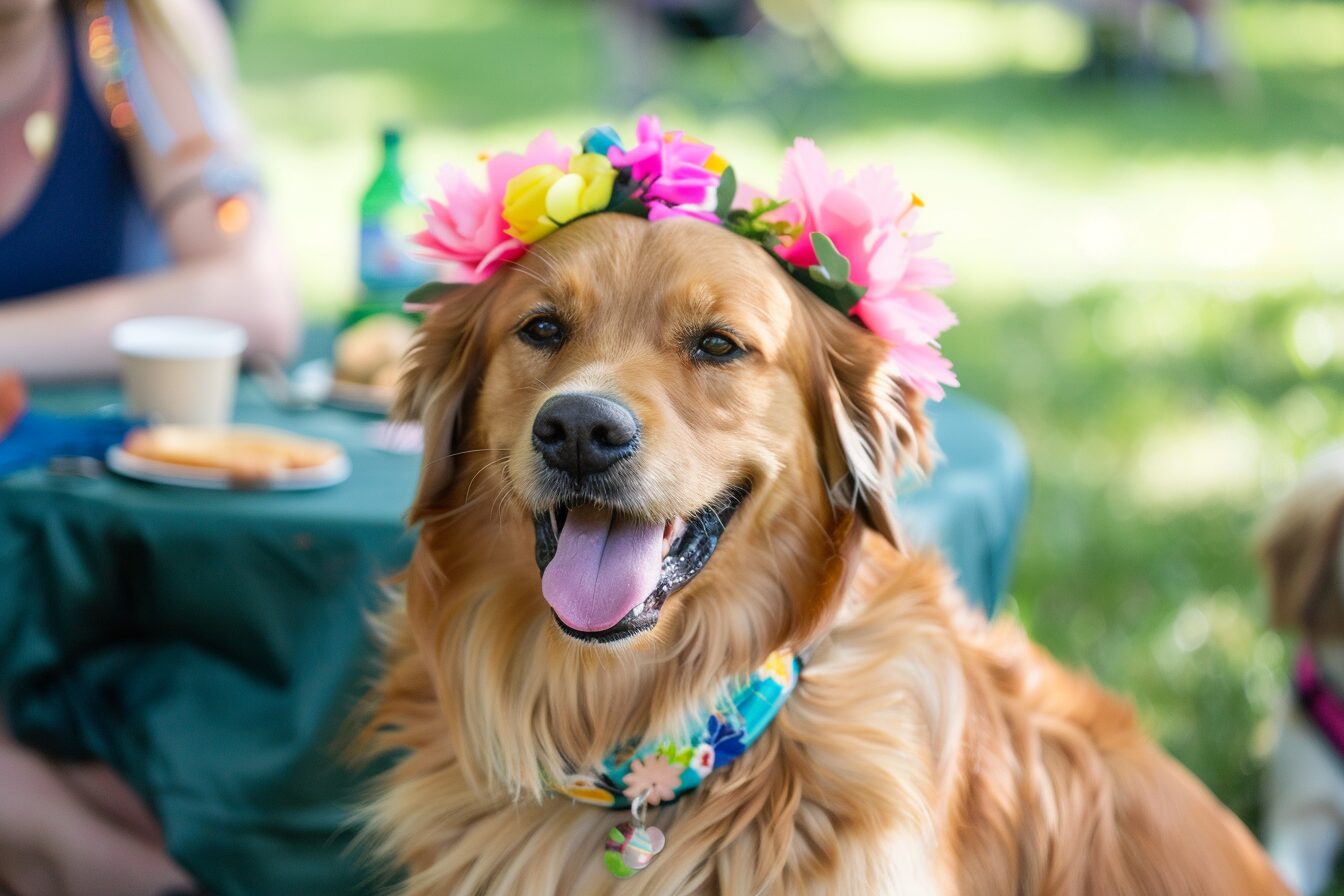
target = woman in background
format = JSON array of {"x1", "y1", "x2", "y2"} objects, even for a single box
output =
[
  {"x1": 0, "y1": 0, "x2": 296, "y2": 379},
  {"x1": 0, "y1": 0, "x2": 290, "y2": 892}
]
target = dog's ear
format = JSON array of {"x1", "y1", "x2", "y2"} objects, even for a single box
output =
[
  {"x1": 1257, "y1": 450, "x2": 1344, "y2": 632},
  {"x1": 801, "y1": 289, "x2": 933, "y2": 549},
  {"x1": 393, "y1": 281, "x2": 495, "y2": 521}
]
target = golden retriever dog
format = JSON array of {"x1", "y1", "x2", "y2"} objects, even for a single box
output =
[{"x1": 361, "y1": 213, "x2": 1287, "y2": 895}]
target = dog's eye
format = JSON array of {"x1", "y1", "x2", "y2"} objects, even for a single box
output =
[
  {"x1": 694, "y1": 331, "x2": 743, "y2": 362},
  {"x1": 519, "y1": 316, "x2": 565, "y2": 348}
]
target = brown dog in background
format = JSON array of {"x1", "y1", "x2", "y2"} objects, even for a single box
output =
[
  {"x1": 361, "y1": 214, "x2": 1287, "y2": 895},
  {"x1": 1259, "y1": 446, "x2": 1344, "y2": 895}
]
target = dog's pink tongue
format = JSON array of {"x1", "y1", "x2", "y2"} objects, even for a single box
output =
[{"x1": 542, "y1": 505, "x2": 664, "y2": 632}]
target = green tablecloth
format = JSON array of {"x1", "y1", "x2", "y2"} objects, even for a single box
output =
[
  {"x1": 901, "y1": 398, "x2": 1028, "y2": 619},
  {"x1": 0, "y1": 377, "x2": 418, "y2": 895},
  {"x1": 0, "y1": 359, "x2": 1026, "y2": 895}
]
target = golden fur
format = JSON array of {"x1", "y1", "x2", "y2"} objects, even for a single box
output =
[{"x1": 361, "y1": 214, "x2": 1286, "y2": 895}]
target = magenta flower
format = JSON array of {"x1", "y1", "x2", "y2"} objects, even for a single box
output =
[
  {"x1": 608, "y1": 115, "x2": 722, "y2": 218},
  {"x1": 773, "y1": 139, "x2": 958, "y2": 399},
  {"x1": 412, "y1": 131, "x2": 572, "y2": 282}
]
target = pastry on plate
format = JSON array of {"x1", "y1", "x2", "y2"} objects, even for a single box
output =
[
  {"x1": 334, "y1": 314, "x2": 416, "y2": 391},
  {"x1": 122, "y1": 425, "x2": 342, "y2": 480}
]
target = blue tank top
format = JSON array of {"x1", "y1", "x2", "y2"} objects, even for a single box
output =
[{"x1": 0, "y1": 13, "x2": 167, "y2": 302}]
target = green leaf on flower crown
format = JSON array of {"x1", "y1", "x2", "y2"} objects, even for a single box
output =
[
  {"x1": 722, "y1": 209, "x2": 751, "y2": 235},
  {"x1": 723, "y1": 198, "x2": 800, "y2": 255},
  {"x1": 788, "y1": 262, "x2": 867, "y2": 316},
  {"x1": 748, "y1": 231, "x2": 781, "y2": 251},
  {"x1": 808, "y1": 232, "x2": 852, "y2": 288},
  {"x1": 609, "y1": 195, "x2": 652, "y2": 219},
  {"x1": 751, "y1": 197, "x2": 794, "y2": 218},
  {"x1": 715, "y1": 166, "x2": 737, "y2": 221},
  {"x1": 402, "y1": 281, "x2": 465, "y2": 308},
  {"x1": 727, "y1": 198, "x2": 792, "y2": 229}
]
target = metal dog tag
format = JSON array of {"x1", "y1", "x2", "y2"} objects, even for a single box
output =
[{"x1": 603, "y1": 790, "x2": 665, "y2": 879}]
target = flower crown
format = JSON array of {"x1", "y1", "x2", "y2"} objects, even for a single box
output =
[{"x1": 411, "y1": 116, "x2": 957, "y2": 399}]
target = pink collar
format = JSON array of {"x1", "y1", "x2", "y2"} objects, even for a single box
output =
[{"x1": 1294, "y1": 647, "x2": 1344, "y2": 755}]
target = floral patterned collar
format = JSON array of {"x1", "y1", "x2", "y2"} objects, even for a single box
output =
[{"x1": 554, "y1": 649, "x2": 800, "y2": 811}]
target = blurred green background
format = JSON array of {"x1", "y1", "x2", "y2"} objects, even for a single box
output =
[{"x1": 231, "y1": 0, "x2": 1344, "y2": 878}]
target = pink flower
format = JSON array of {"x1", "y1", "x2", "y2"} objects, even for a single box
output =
[
  {"x1": 485, "y1": 131, "x2": 572, "y2": 196},
  {"x1": 773, "y1": 139, "x2": 958, "y2": 399},
  {"x1": 608, "y1": 115, "x2": 721, "y2": 217},
  {"x1": 412, "y1": 132, "x2": 572, "y2": 283},
  {"x1": 622, "y1": 754, "x2": 683, "y2": 806}
]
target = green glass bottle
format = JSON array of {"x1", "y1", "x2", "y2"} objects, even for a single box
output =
[{"x1": 357, "y1": 127, "x2": 431, "y2": 314}]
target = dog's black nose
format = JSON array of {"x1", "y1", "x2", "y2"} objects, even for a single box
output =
[{"x1": 532, "y1": 393, "x2": 639, "y2": 479}]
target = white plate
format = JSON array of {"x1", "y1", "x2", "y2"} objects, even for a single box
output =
[
  {"x1": 288, "y1": 359, "x2": 394, "y2": 415},
  {"x1": 106, "y1": 444, "x2": 351, "y2": 491}
]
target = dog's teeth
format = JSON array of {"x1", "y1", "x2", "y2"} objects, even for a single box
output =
[
  {"x1": 662, "y1": 517, "x2": 688, "y2": 558},
  {"x1": 550, "y1": 508, "x2": 560, "y2": 534}
]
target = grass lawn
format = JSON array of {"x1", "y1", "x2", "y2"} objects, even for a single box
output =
[{"x1": 233, "y1": 0, "x2": 1344, "y2": 881}]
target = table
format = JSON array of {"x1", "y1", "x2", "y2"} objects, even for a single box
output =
[
  {"x1": 901, "y1": 397, "x2": 1029, "y2": 619},
  {"x1": 0, "y1": 354, "x2": 1027, "y2": 895},
  {"x1": 0, "y1": 375, "x2": 417, "y2": 894}
]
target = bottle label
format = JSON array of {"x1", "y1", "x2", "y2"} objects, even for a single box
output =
[{"x1": 359, "y1": 217, "x2": 431, "y2": 297}]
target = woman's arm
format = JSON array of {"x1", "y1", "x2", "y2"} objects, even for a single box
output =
[
  {"x1": 0, "y1": 0, "x2": 299, "y2": 382},
  {"x1": 0, "y1": 225, "x2": 294, "y2": 380}
]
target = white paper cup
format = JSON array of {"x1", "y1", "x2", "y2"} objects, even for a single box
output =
[{"x1": 111, "y1": 317, "x2": 247, "y2": 426}]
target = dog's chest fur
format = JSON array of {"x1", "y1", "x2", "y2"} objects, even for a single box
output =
[
  {"x1": 366, "y1": 538, "x2": 1289, "y2": 896},
  {"x1": 366, "y1": 546, "x2": 973, "y2": 895}
]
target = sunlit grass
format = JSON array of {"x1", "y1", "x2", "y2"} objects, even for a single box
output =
[
  {"x1": 947, "y1": 285, "x2": 1344, "y2": 825},
  {"x1": 1235, "y1": 1, "x2": 1344, "y2": 69},
  {"x1": 236, "y1": 0, "x2": 1344, "y2": 314},
  {"x1": 832, "y1": 0, "x2": 1344, "y2": 77},
  {"x1": 832, "y1": 0, "x2": 1087, "y2": 78}
]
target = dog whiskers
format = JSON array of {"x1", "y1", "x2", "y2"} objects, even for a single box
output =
[
  {"x1": 507, "y1": 264, "x2": 549, "y2": 290},
  {"x1": 528, "y1": 245, "x2": 563, "y2": 279},
  {"x1": 463, "y1": 455, "x2": 512, "y2": 506}
]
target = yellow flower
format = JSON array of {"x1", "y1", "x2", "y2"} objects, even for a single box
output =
[
  {"x1": 502, "y1": 163, "x2": 565, "y2": 244},
  {"x1": 503, "y1": 154, "x2": 617, "y2": 244},
  {"x1": 547, "y1": 153, "x2": 617, "y2": 225}
]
